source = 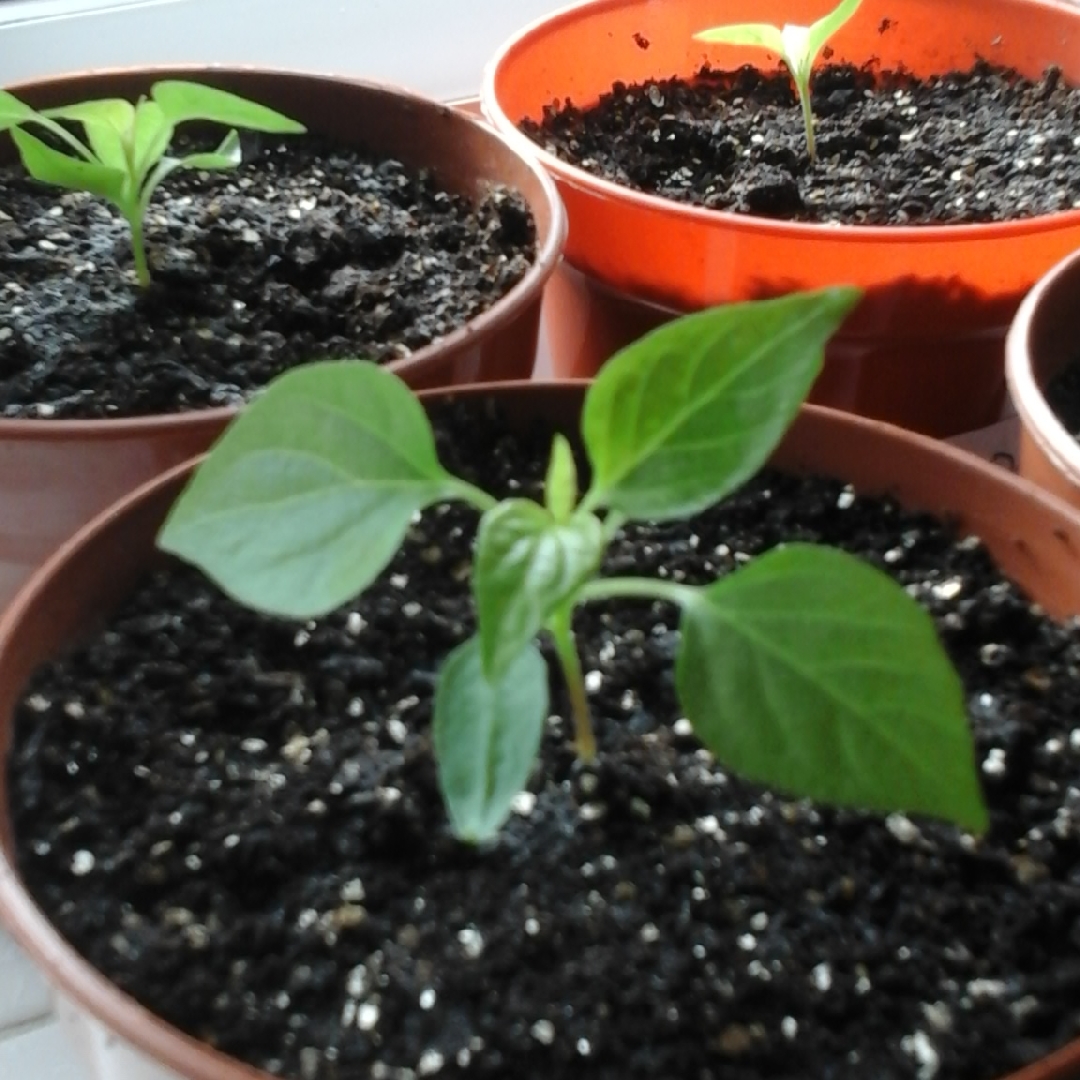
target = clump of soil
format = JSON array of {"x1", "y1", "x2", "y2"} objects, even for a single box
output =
[
  {"x1": 523, "y1": 61, "x2": 1080, "y2": 225},
  {"x1": 9, "y1": 402, "x2": 1080, "y2": 1080},
  {"x1": 0, "y1": 135, "x2": 536, "y2": 419}
]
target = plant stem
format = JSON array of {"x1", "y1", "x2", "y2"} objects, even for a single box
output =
[
  {"x1": 797, "y1": 79, "x2": 817, "y2": 162},
  {"x1": 547, "y1": 605, "x2": 596, "y2": 762},
  {"x1": 129, "y1": 215, "x2": 151, "y2": 287},
  {"x1": 447, "y1": 479, "x2": 498, "y2": 514},
  {"x1": 578, "y1": 575, "x2": 699, "y2": 608},
  {"x1": 601, "y1": 510, "x2": 626, "y2": 546}
]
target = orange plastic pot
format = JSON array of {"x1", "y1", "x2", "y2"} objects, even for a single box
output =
[
  {"x1": 0, "y1": 66, "x2": 565, "y2": 610},
  {"x1": 1006, "y1": 248, "x2": 1080, "y2": 509},
  {"x1": 483, "y1": 0, "x2": 1080, "y2": 436},
  {"x1": 3, "y1": 386, "x2": 1080, "y2": 1080}
]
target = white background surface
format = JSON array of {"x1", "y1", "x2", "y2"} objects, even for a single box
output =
[
  {"x1": 0, "y1": 0, "x2": 566, "y2": 96},
  {"x1": 0, "y1": 0, "x2": 1026, "y2": 1076}
]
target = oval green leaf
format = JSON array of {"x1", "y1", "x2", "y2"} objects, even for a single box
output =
[
  {"x1": 581, "y1": 288, "x2": 860, "y2": 521},
  {"x1": 151, "y1": 80, "x2": 306, "y2": 134},
  {"x1": 676, "y1": 543, "x2": 988, "y2": 832},
  {"x1": 0, "y1": 89, "x2": 39, "y2": 131},
  {"x1": 131, "y1": 99, "x2": 174, "y2": 186},
  {"x1": 81, "y1": 119, "x2": 128, "y2": 174},
  {"x1": 544, "y1": 434, "x2": 578, "y2": 522},
  {"x1": 41, "y1": 98, "x2": 136, "y2": 134},
  {"x1": 141, "y1": 132, "x2": 242, "y2": 213},
  {"x1": 158, "y1": 361, "x2": 464, "y2": 619},
  {"x1": 475, "y1": 499, "x2": 604, "y2": 679},
  {"x1": 433, "y1": 636, "x2": 548, "y2": 843},
  {"x1": 807, "y1": 0, "x2": 863, "y2": 58},
  {"x1": 40, "y1": 100, "x2": 135, "y2": 174},
  {"x1": 693, "y1": 22, "x2": 786, "y2": 52},
  {"x1": 176, "y1": 128, "x2": 243, "y2": 171},
  {"x1": 10, "y1": 127, "x2": 128, "y2": 206}
]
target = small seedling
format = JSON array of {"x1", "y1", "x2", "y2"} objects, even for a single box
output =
[
  {"x1": 0, "y1": 81, "x2": 305, "y2": 285},
  {"x1": 695, "y1": 0, "x2": 862, "y2": 161},
  {"x1": 159, "y1": 288, "x2": 988, "y2": 843}
]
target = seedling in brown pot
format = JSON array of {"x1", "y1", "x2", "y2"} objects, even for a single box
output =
[
  {"x1": 0, "y1": 80, "x2": 305, "y2": 285},
  {"x1": 158, "y1": 288, "x2": 988, "y2": 842},
  {"x1": 695, "y1": 0, "x2": 863, "y2": 161}
]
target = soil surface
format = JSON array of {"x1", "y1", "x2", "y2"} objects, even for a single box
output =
[
  {"x1": 0, "y1": 135, "x2": 535, "y2": 419},
  {"x1": 1045, "y1": 360, "x2": 1080, "y2": 441},
  {"x1": 523, "y1": 61, "x2": 1080, "y2": 225},
  {"x1": 10, "y1": 403, "x2": 1080, "y2": 1080}
]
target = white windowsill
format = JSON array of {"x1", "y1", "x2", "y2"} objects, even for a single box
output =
[
  {"x1": 0, "y1": 0, "x2": 181, "y2": 27},
  {"x1": 0, "y1": 0, "x2": 568, "y2": 100}
]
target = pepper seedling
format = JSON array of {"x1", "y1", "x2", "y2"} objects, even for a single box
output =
[
  {"x1": 158, "y1": 288, "x2": 988, "y2": 843},
  {"x1": 695, "y1": 0, "x2": 862, "y2": 161},
  {"x1": 0, "y1": 80, "x2": 305, "y2": 286}
]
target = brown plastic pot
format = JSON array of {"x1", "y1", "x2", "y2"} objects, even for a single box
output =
[
  {"x1": 3, "y1": 384, "x2": 1080, "y2": 1080},
  {"x1": 0, "y1": 66, "x2": 566, "y2": 609},
  {"x1": 1006, "y1": 247, "x2": 1080, "y2": 511},
  {"x1": 482, "y1": 0, "x2": 1080, "y2": 437}
]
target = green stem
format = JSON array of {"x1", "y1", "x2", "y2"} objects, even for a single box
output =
[
  {"x1": 140, "y1": 158, "x2": 181, "y2": 219},
  {"x1": 601, "y1": 510, "x2": 626, "y2": 546},
  {"x1": 797, "y1": 78, "x2": 817, "y2": 162},
  {"x1": 447, "y1": 478, "x2": 498, "y2": 514},
  {"x1": 129, "y1": 214, "x2": 151, "y2": 287},
  {"x1": 547, "y1": 606, "x2": 596, "y2": 762},
  {"x1": 577, "y1": 487, "x2": 606, "y2": 516},
  {"x1": 578, "y1": 575, "x2": 699, "y2": 609}
]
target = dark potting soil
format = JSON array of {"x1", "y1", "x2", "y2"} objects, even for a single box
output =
[
  {"x1": 523, "y1": 61, "x2": 1080, "y2": 225},
  {"x1": 1045, "y1": 360, "x2": 1080, "y2": 443},
  {"x1": 0, "y1": 135, "x2": 535, "y2": 419},
  {"x1": 10, "y1": 402, "x2": 1080, "y2": 1080}
]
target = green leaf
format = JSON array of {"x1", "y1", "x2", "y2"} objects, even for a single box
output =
[
  {"x1": 131, "y1": 99, "x2": 174, "y2": 187},
  {"x1": 0, "y1": 89, "x2": 40, "y2": 132},
  {"x1": 693, "y1": 22, "x2": 785, "y2": 53},
  {"x1": 158, "y1": 361, "x2": 465, "y2": 619},
  {"x1": 10, "y1": 126, "x2": 128, "y2": 206},
  {"x1": 474, "y1": 499, "x2": 604, "y2": 679},
  {"x1": 175, "y1": 128, "x2": 242, "y2": 171},
  {"x1": 675, "y1": 543, "x2": 988, "y2": 832},
  {"x1": 140, "y1": 132, "x2": 241, "y2": 215},
  {"x1": 41, "y1": 98, "x2": 136, "y2": 133},
  {"x1": 433, "y1": 636, "x2": 548, "y2": 842},
  {"x1": 807, "y1": 0, "x2": 862, "y2": 58},
  {"x1": 82, "y1": 120, "x2": 128, "y2": 173},
  {"x1": 544, "y1": 434, "x2": 578, "y2": 522},
  {"x1": 151, "y1": 80, "x2": 306, "y2": 134},
  {"x1": 581, "y1": 289, "x2": 860, "y2": 521},
  {"x1": 40, "y1": 100, "x2": 136, "y2": 173}
]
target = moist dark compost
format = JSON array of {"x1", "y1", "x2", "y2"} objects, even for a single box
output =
[
  {"x1": 523, "y1": 61, "x2": 1080, "y2": 225},
  {"x1": 1045, "y1": 359, "x2": 1080, "y2": 442},
  {"x1": 10, "y1": 402, "x2": 1080, "y2": 1080},
  {"x1": 0, "y1": 135, "x2": 535, "y2": 419}
]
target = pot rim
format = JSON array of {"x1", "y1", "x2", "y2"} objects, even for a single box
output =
[
  {"x1": 0, "y1": 63, "x2": 567, "y2": 439},
  {"x1": 4, "y1": 387, "x2": 1080, "y2": 1080},
  {"x1": 481, "y1": 0, "x2": 1080, "y2": 244},
  {"x1": 1005, "y1": 247, "x2": 1080, "y2": 481}
]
